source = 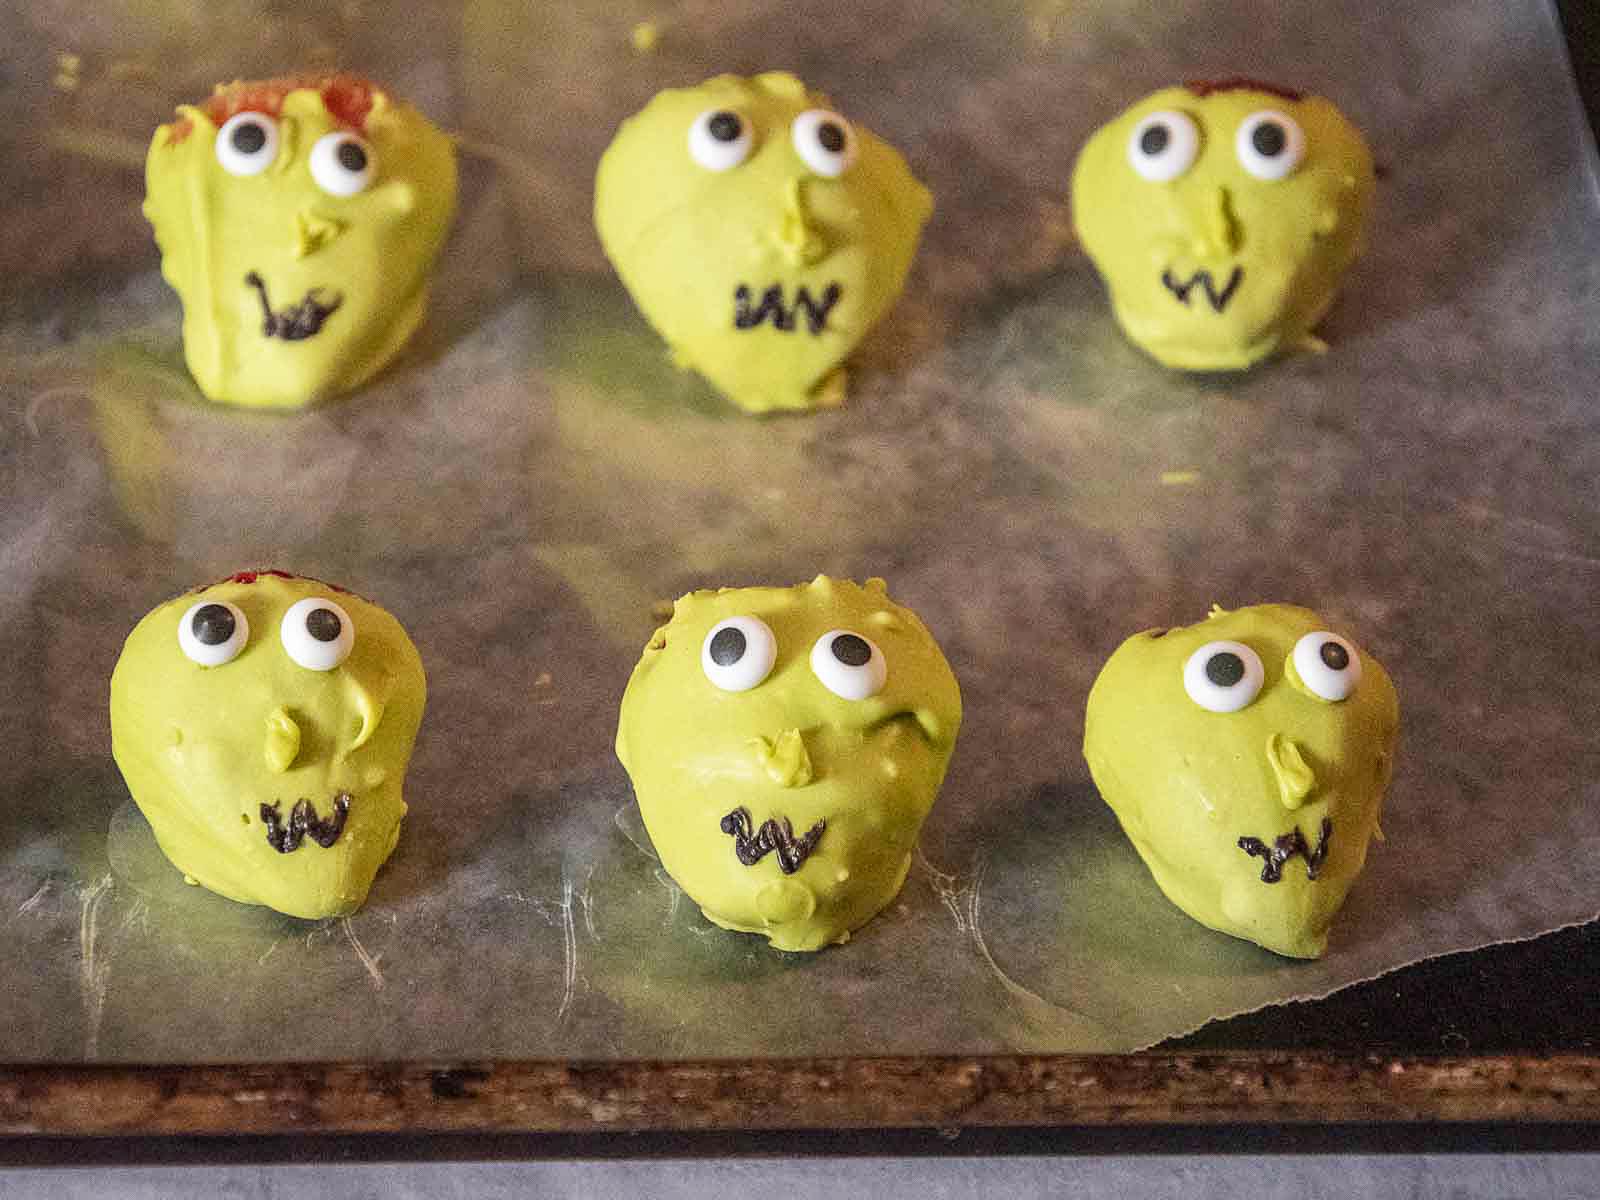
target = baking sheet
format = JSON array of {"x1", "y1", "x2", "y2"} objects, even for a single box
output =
[{"x1": 1, "y1": 0, "x2": 1597, "y2": 1062}]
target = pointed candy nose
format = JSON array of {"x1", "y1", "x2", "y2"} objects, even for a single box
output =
[
  {"x1": 1266, "y1": 732, "x2": 1317, "y2": 810},
  {"x1": 293, "y1": 209, "x2": 346, "y2": 259},
  {"x1": 264, "y1": 707, "x2": 302, "y2": 774},
  {"x1": 775, "y1": 178, "x2": 828, "y2": 267},
  {"x1": 1180, "y1": 186, "x2": 1242, "y2": 257},
  {"x1": 753, "y1": 728, "x2": 814, "y2": 788}
]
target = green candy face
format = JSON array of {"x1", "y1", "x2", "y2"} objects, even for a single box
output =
[
  {"x1": 144, "y1": 75, "x2": 457, "y2": 408},
  {"x1": 110, "y1": 571, "x2": 427, "y2": 919},
  {"x1": 594, "y1": 72, "x2": 932, "y2": 414},
  {"x1": 1071, "y1": 84, "x2": 1374, "y2": 370},
  {"x1": 1083, "y1": 604, "x2": 1399, "y2": 958},
  {"x1": 615, "y1": 577, "x2": 961, "y2": 951}
]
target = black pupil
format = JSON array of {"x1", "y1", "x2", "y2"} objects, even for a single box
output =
[
  {"x1": 336, "y1": 140, "x2": 368, "y2": 173},
  {"x1": 305, "y1": 607, "x2": 342, "y2": 643},
  {"x1": 1205, "y1": 652, "x2": 1246, "y2": 688},
  {"x1": 192, "y1": 604, "x2": 236, "y2": 646},
  {"x1": 830, "y1": 634, "x2": 872, "y2": 668},
  {"x1": 1139, "y1": 124, "x2": 1171, "y2": 156},
  {"x1": 817, "y1": 122, "x2": 847, "y2": 154},
  {"x1": 1251, "y1": 121, "x2": 1287, "y2": 157},
  {"x1": 232, "y1": 122, "x2": 267, "y2": 154},
  {"x1": 708, "y1": 112, "x2": 742, "y2": 143},
  {"x1": 708, "y1": 626, "x2": 747, "y2": 667},
  {"x1": 1319, "y1": 641, "x2": 1351, "y2": 671}
]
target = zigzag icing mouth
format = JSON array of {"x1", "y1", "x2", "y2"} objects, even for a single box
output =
[
  {"x1": 245, "y1": 271, "x2": 344, "y2": 341},
  {"x1": 260, "y1": 792, "x2": 352, "y2": 853},
  {"x1": 720, "y1": 806, "x2": 825, "y2": 874},
  {"x1": 733, "y1": 282, "x2": 843, "y2": 335},
  {"x1": 1237, "y1": 816, "x2": 1332, "y2": 883},
  {"x1": 1161, "y1": 266, "x2": 1243, "y2": 313}
]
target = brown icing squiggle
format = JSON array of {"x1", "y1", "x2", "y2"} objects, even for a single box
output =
[
  {"x1": 1237, "y1": 817, "x2": 1332, "y2": 883},
  {"x1": 261, "y1": 793, "x2": 352, "y2": 853},
  {"x1": 720, "y1": 807, "x2": 825, "y2": 875},
  {"x1": 734, "y1": 283, "x2": 842, "y2": 335},
  {"x1": 245, "y1": 272, "x2": 343, "y2": 341}
]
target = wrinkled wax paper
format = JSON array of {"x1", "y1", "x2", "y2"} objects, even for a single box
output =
[{"x1": 0, "y1": 0, "x2": 1596, "y2": 1061}]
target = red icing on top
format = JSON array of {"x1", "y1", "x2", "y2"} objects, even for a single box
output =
[
  {"x1": 1184, "y1": 78, "x2": 1305, "y2": 102},
  {"x1": 197, "y1": 569, "x2": 353, "y2": 596},
  {"x1": 165, "y1": 73, "x2": 381, "y2": 146}
]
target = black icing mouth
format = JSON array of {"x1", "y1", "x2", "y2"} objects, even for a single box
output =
[
  {"x1": 261, "y1": 792, "x2": 352, "y2": 853},
  {"x1": 1161, "y1": 266, "x2": 1243, "y2": 314},
  {"x1": 1237, "y1": 817, "x2": 1332, "y2": 883},
  {"x1": 733, "y1": 283, "x2": 842, "y2": 335},
  {"x1": 245, "y1": 271, "x2": 344, "y2": 341},
  {"x1": 721, "y1": 807, "x2": 825, "y2": 875}
]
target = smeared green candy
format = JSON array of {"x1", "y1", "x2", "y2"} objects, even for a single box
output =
[
  {"x1": 616, "y1": 576, "x2": 961, "y2": 951},
  {"x1": 144, "y1": 75, "x2": 457, "y2": 408},
  {"x1": 1072, "y1": 83, "x2": 1374, "y2": 370},
  {"x1": 595, "y1": 72, "x2": 932, "y2": 413},
  {"x1": 110, "y1": 572, "x2": 426, "y2": 919},
  {"x1": 1084, "y1": 604, "x2": 1399, "y2": 958}
]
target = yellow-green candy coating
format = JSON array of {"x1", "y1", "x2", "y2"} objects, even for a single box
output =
[
  {"x1": 594, "y1": 72, "x2": 932, "y2": 414},
  {"x1": 1071, "y1": 83, "x2": 1374, "y2": 370},
  {"x1": 615, "y1": 577, "x2": 961, "y2": 951},
  {"x1": 110, "y1": 571, "x2": 426, "y2": 919},
  {"x1": 1084, "y1": 604, "x2": 1399, "y2": 958},
  {"x1": 144, "y1": 74, "x2": 457, "y2": 408}
]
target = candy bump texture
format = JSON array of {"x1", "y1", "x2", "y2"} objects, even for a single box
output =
[
  {"x1": 1083, "y1": 604, "x2": 1399, "y2": 958},
  {"x1": 144, "y1": 74, "x2": 457, "y2": 408},
  {"x1": 595, "y1": 72, "x2": 932, "y2": 413},
  {"x1": 616, "y1": 576, "x2": 961, "y2": 951},
  {"x1": 110, "y1": 570, "x2": 426, "y2": 918},
  {"x1": 1071, "y1": 82, "x2": 1374, "y2": 370}
]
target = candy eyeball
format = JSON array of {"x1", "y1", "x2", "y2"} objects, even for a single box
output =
[
  {"x1": 1083, "y1": 603, "x2": 1400, "y2": 959},
  {"x1": 687, "y1": 108, "x2": 755, "y2": 171},
  {"x1": 1127, "y1": 110, "x2": 1200, "y2": 182},
  {"x1": 146, "y1": 74, "x2": 460, "y2": 408},
  {"x1": 592, "y1": 73, "x2": 934, "y2": 413},
  {"x1": 1235, "y1": 110, "x2": 1306, "y2": 180},
  {"x1": 215, "y1": 112, "x2": 280, "y2": 176},
  {"x1": 1292, "y1": 631, "x2": 1362, "y2": 701},
  {"x1": 309, "y1": 131, "x2": 377, "y2": 196},
  {"x1": 177, "y1": 600, "x2": 250, "y2": 666},
  {"x1": 280, "y1": 597, "x2": 355, "y2": 671},
  {"x1": 791, "y1": 109, "x2": 857, "y2": 178},
  {"x1": 701, "y1": 615, "x2": 778, "y2": 692},
  {"x1": 1183, "y1": 640, "x2": 1265, "y2": 712},
  {"x1": 810, "y1": 630, "x2": 886, "y2": 700}
]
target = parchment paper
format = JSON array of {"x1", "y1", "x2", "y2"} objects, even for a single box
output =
[{"x1": 1, "y1": 0, "x2": 1596, "y2": 1061}]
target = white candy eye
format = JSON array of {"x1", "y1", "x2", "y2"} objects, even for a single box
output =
[
  {"x1": 280, "y1": 597, "x2": 355, "y2": 671},
  {"x1": 178, "y1": 599, "x2": 249, "y2": 667},
  {"x1": 309, "y1": 131, "x2": 376, "y2": 196},
  {"x1": 1292, "y1": 631, "x2": 1362, "y2": 701},
  {"x1": 687, "y1": 108, "x2": 755, "y2": 171},
  {"x1": 810, "y1": 630, "x2": 886, "y2": 700},
  {"x1": 1183, "y1": 640, "x2": 1265, "y2": 713},
  {"x1": 1127, "y1": 110, "x2": 1200, "y2": 182},
  {"x1": 701, "y1": 616, "x2": 777, "y2": 692},
  {"x1": 215, "y1": 112, "x2": 280, "y2": 176},
  {"x1": 1235, "y1": 110, "x2": 1305, "y2": 180},
  {"x1": 791, "y1": 109, "x2": 857, "y2": 178}
]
